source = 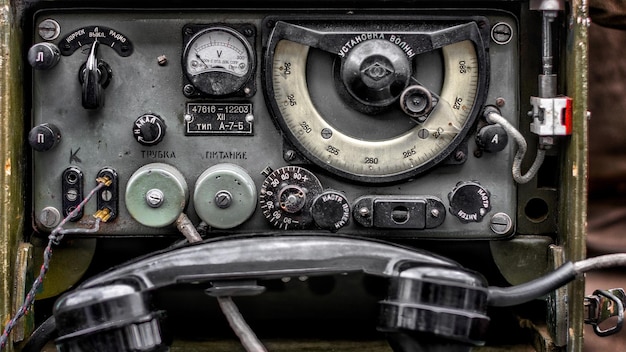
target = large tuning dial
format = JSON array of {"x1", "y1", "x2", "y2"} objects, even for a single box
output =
[{"x1": 264, "y1": 18, "x2": 489, "y2": 183}]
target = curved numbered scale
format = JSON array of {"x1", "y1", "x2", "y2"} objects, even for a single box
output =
[
  {"x1": 59, "y1": 25, "x2": 133, "y2": 57},
  {"x1": 259, "y1": 166, "x2": 323, "y2": 230},
  {"x1": 263, "y1": 17, "x2": 490, "y2": 183}
]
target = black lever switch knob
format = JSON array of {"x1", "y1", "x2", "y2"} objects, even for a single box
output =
[{"x1": 28, "y1": 123, "x2": 61, "y2": 151}]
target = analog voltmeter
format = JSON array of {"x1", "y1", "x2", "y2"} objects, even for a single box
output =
[{"x1": 182, "y1": 25, "x2": 255, "y2": 96}]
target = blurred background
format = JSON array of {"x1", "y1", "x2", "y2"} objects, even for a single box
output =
[{"x1": 584, "y1": 3, "x2": 626, "y2": 350}]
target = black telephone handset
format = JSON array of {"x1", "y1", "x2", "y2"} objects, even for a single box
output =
[{"x1": 47, "y1": 234, "x2": 575, "y2": 352}]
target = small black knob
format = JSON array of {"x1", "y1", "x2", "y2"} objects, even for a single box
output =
[
  {"x1": 476, "y1": 124, "x2": 508, "y2": 153},
  {"x1": 400, "y1": 85, "x2": 434, "y2": 123},
  {"x1": 448, "y1": 181, "x2": 491, "y2": 223},
  {"x1": 28, "y1": 43, "x2": 61, "y2": 70},
  {"x1": 28, "y1": 123, "x2": 61, "y2": 151},
  {"x1": 133, "y1": 114, "x2": 166, "y2": 146},
  {"x1": 311, "y1": 190, "x2": 351, "y2": 232}
]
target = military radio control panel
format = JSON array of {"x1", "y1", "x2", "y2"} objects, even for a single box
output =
[
  {"x1": 5, "y1": 1, "x2": 587, "y2": 350},
  {"x1": 28, "y1": 8, "x2": 534, "y2": 241}
]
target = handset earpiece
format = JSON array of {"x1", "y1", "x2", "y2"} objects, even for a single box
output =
[
  {"x1": 54, "y1": 282, "x2": 169, "y2": 352},
  {"x1": 52, "y1": 235, "x2": 489, "y2": 352}
]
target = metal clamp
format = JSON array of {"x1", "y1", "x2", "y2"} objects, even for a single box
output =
[
  {"x1": 529, "y1": 96, "x2": 573, "y2": 137},
  {"x1": 584, "y1": 288, "x2": 625, "y2": 337}
]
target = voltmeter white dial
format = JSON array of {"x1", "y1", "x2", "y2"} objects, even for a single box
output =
[
  {"x1": 263, "y1": 19, "x2": 489, "y2": 183},
  {"x1": 183, "y1": 26, "x2": 255, "y2": 96}
]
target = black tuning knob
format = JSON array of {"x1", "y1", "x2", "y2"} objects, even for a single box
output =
[
  {"x1": 311, "y1": 190, "x2": 351, "y2": 232},
  {"x1": 27, "y1": 43, "x2": 61, "y2": 70},
  {"x1": 476, "y1": 124, "x2": 508, "y2": 153},
  {"x1": 341, "y1": 39, "x2": 411, "y2": 107},
  {"x1": 448, "y1": 181, "x2": 491, "y2": 223},
  {"x1": 133, "y1": 114, "x2": 166, "y2": 146},
  {"x1": 28, "y1": 123, "x2": 61, "y2": 152}
]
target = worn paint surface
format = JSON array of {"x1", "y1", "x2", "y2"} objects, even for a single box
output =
[
  {"x1": 562, "y1": 1, "x2": 589, "y2": 351},
  {"x1": 0, "y1": 0, "x2": 26, "y2": 351}
]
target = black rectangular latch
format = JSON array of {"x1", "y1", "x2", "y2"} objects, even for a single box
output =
[
  {"x1": 62, "y1": 167, "x2": 84, "y2": 221},
  {"x1": 353, "y1": 195, "x2": 445, "y2": 229}
]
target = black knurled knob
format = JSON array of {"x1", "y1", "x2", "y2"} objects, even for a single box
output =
[
  {"x1": 133, "y1": 114, "x2": 166, "y2": 146},
  {"x1": 311, "y1": 190, "x2": 351, "y2": 232},
  {"x1": 448, "y1": 181, "x2": 492, "y2": 223}
]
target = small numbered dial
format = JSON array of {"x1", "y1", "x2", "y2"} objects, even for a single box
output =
[{"x1": 259, "y1": 166, "x2": 323, "y2": 230}]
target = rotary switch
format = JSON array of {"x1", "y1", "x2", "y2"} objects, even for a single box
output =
[
  {"x1": 448, "y1": 181, "x2": 492, "y2": 223},
  {"x1": 133, "y1": 114, "x2": 166, "y2": 146}
]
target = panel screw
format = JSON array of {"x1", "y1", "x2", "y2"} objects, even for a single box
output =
[
  {"x1": 39, "y1": 207, "x2": 61, "y2": 228},
  {"x1": 157, "y1": 55, "x2": 168, "y2": 66},
  {"x1": 146, "y1": 189, "x2": 165, "y2": 208},
  {"x1": 321, "y1": 128, "x2": 333, "y2": 139},
  {"x1": 454, "y1": 150, "x2": 466, "y2": 162},
  {"x1": 101, "y1": 190, "x2": 113, "y2": 202},
  {"x1": 490, "y1": 212, "x2": 513, "y2": 235},
  {"x1": 284, "y1": 150, "x2": 297, "y2": 161},
  {"x1": 38, "y1": 19, "x2": 61, "y2": 41},
  {"x1": 491, "y1": 22, "x2": 513, "y2": 45},
  {"x1": 496, "y1": 97, "x2": 506, "y2": 107},
  {"x1": 183, "y1": 84, "x2": 195, "y2": 96},
  {"x1": 215, "y1": 191, "x2": 232, "y2": 209},
  {"x1": 430, "y1": 208, "x2": 440, "y2": 218},
  {"x1": 66, "y1": 188, "x2": 79, "y2": 202}
]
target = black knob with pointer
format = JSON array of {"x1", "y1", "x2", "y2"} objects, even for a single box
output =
[{"x1": 133, "y1": 114, "x2": 167, "y2": 146}]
